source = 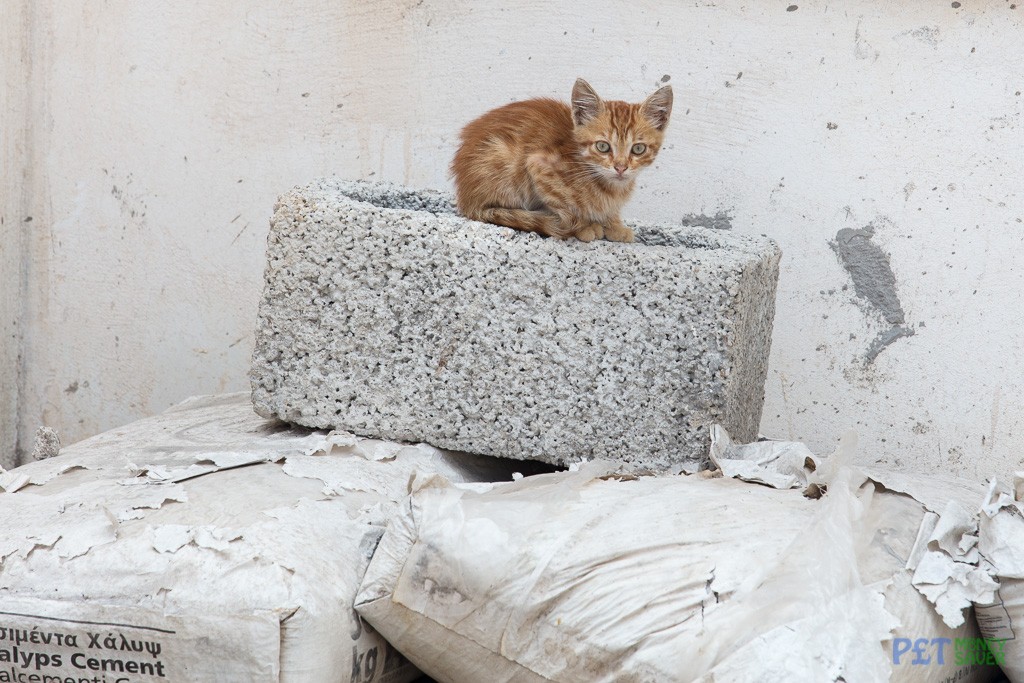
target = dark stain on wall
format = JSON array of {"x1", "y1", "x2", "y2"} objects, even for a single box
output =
[
  {"x1": 830, "y1": 221, "x2": 915, "y2": 362},
  {"x1": 681, "y1": 210, "x2": 734, "y2": 231},
  {"x1": 864, "y1": 325, "x2": 916, "y2": 363}
]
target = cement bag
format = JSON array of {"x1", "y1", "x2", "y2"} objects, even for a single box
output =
[
  {"x1": 705, "y1": 429, "x2": 1000, "y2": 682},
  {"x1": 355, "y1": 445, "x2": 999, "y2": 682},
  {"x1": 975, "y1": 475, "x2": 1024, "y2": 681},
  {"x1": 0, "y1": 393, "x2": 523, "y2": 683}
]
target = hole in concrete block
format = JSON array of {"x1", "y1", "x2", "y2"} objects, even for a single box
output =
[{"x1": 332, "y1": 182, "x2": 732, "y2": 252}]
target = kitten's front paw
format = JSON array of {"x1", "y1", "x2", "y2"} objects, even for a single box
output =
[
  {"x1": 604, "y1": 224, "x2": 635, "y2": 243},
  {"x1": 575, "y1": 223, "x2": 605, "y2": 242}
]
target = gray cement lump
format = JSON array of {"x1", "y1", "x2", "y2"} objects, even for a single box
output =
[{"x1": 250, "y1": 178, "x2": 780, "y2": 471}]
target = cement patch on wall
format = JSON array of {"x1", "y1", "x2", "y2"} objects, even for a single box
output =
[{"x1": 830, "y1": 222, "x2": 915, "y2": 363}]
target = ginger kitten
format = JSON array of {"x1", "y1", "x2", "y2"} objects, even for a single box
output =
[{"x1": 451, "y1": 78, "x2": 672, "y2": 243}]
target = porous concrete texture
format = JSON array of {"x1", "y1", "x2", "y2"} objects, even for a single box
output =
[{"x1": 251, "y1": 179, "x2": 780, "y2": 470}]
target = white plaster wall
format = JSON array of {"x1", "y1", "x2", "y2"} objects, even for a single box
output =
[
  {"x1": 1, "y1": 0, "x2": 33, "y2": 469},
  {"x1": 7, "y1": 1, "x2": 1023, "y2": 479}
]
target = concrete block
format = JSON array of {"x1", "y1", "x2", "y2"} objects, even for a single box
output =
[{"x1": 250, "y1": 179, "x2": 781, "y2": 471}]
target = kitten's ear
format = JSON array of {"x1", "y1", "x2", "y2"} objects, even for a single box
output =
[
  {"x1": 572, "y1": 78, "x2": 602, "y2": 126},
  {"x1": 641, "y1": 85, "x2": 673, "y2": 131}
]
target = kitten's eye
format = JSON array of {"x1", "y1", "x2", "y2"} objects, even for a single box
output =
[
  {"x1": 595, "y1": 141, "x2": 611, "y2": 153},
  {"x1": 631, "y1": 143, "x2": 647, "y2": 155}
]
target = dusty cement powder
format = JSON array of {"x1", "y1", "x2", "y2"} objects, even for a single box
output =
[{"x1": 250, "y1": 179, "x2": 781, "y2": 471}]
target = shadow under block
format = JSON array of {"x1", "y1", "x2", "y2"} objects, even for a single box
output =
[{"x1": 251, "y1": 179, "x2": 780, "y2": 471}]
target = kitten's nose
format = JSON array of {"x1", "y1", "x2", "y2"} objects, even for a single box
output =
[{"x1": 614, "y1": 165, "x2": 627, "y2": 176}]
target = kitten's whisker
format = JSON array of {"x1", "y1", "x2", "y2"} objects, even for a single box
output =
[{"x1": 563, "y1": 166, "x2": 604, "y2": 184}]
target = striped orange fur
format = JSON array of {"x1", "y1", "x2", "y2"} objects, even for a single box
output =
[{"x1": 450, "y1": 78, "x2": 672, "y2": 242}]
